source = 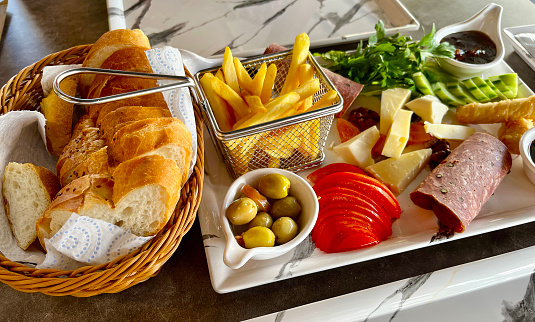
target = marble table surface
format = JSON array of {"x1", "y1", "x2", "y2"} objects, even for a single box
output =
[{"x1": 1, "y1": 0, "x2": 535, "y2": 321}]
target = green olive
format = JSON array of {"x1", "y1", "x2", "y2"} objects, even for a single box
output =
[
  {"x1": 226, "y1": 197, "x2": 258, "y2": 225},
  {"x1": 248, "y1": 212, "x2": 274, "y2": 229},
  {"x1": 242, "y1": 226, "x2": 275, "y2": 248},
  {"x1": 270, "y1": 196, "x2": 301, "y2": 219},
  {"x1": 272, "y1": 217, "x2": 298, "y2": 244},
  {"x1": 258, "y1": 173, "x2": 291, "y2": 199}
]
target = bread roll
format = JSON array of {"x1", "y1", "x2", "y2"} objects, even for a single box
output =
[
  {"x1": 80, "y1": 29, "x2": 150, "y2": 97},
  {"x1": 498, "y1": 118, "x2": 534, "y2": 154},
  {"x1": 70, "y1": 146, "x2": 111, "y2": 183},
  {"x1": 72, "y1": 114, "x2": 95, "y2": 139},
  {"x1": 3, "y1": 163, "x2": 60, "y2": 249},
  {"x1": 109, "y1": 117, "x2": 192, "y2": 184},
  {"x1": 40, "y1": 75, "x2": 79, "y2": 157}
]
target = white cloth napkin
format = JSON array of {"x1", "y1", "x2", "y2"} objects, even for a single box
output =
[{"x1": 0, "y1": 46, "x2": 197, "y2": 270}]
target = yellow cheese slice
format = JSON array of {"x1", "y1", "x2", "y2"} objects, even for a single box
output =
[
  {"x1": 333, "y1": 125, "x2": 380, "y2": 169},
  {"x1": 382, "y1": 109, "x2": 413, "y2": 158},
  {"x1": 424, "y1": 123, "x2": 475, "y2": 140},
  {"x1": 379, "y1": 88, "x2": 411, "y2": 135},
  {"x1": 405, "y1": 95, "x2": 449, "y2": 124},
  {"x1": 366, "y1": 148, "x2": 432, "y2": 195}
]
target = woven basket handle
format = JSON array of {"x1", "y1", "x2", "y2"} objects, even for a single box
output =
[{"x1": 53, "y1": 67, "x2": 200, "y2": 105}]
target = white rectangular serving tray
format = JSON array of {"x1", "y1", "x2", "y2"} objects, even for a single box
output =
[
  {"x1": 504, "y1": 24, "x2": 535, "y2": 72},
  {"x1": 194, "y1": 59, "x2": 535, "y2": 293},
  {"x1": 107, "y1": 0, "x2": 419, "y2": 57}
]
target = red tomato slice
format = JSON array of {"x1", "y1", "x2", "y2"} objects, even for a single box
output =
[
  {"x1": 315, "y1": 187, "x2": 389, "y2": 223},
  {"x1": 307, "y1": 163, "x2": 366, "y2": 184},
  {"x1": 241, "y1": 184, "x2": 271, "y2": 212},
  {"x1": 313, "y1": 210, "x2": 388, "y2": 243},
  {"x1": 314, "y1": 172, "x2": 401, "y2": 219},
  {"x1": 330, "y1": 228, "x2": 380, "y2": 253},
  {"x1": 314, "y1": 217, "x2": 371, "y2": 252},
  {"x1": 317, "y1": 220, "x2": 379, "y2": 253},
  {"x1": 317, "y1": 196, "x2": 392, "y2": 237},
  {"x1": 336, "y1": 118, "x2": 361, "y2": 143},
  {"x1": 408, "y1": 121, "x2": 434, "y2": 145}
]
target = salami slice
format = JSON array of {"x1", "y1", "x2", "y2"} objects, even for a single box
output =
[
  {"x1": 263, "y1": 43, "x2": 364, "y2": 117},
  {"x1": 410, "y1": 132, "x2": 512, "y2": 232}
]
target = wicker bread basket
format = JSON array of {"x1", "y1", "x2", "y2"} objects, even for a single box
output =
[{"x1": 0, "y1": 45, "x2": 204, "y2": 297}]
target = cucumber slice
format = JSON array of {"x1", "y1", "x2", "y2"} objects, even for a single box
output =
[
  {"x1": 485, "y1": 79, "x2": 508, "y2": 100},
  {"x1": 461, "y1": 79, "x2": 490, "y2": 102},
  {"x1": 413, "y1": 72, "x2": 434, "y2": 96},
  {"x1": 487, "y1": 76, "x2": 516, "y2": 99},
  {"x1": 431, "y1": 82, "x2": 464, "y2": 107},
  {"x1": 471, "y1": 76, "x2": 498, "y2": 100},
  {"x1": 498, "y1": 73, "x2": 518, "y2": 97},
  {"x1": 446, "y1": 82, "x2": 477, "y2": 104}
]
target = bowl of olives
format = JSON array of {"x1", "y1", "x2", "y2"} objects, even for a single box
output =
[{"x1": 220, "y1": 168, "x2": 319, "y2": 269}]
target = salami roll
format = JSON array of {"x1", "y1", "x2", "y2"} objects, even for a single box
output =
[
  {"x1": 410, "y1": 132, "x2": 512, "y2": 232},
  {"x1": 263, "y1": 43, "x2": 364, "y2": 117}
]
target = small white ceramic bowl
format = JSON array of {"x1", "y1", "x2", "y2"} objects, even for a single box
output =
[
  {"x1": 220, "y1": 168, "x2": 319, "y2": 269},
  {"x1": 434, "y1": 3, "x2": 504, "y2": 79},
  {"x1": 520, "y1": 127, "x2": 535, "y2": 185}
]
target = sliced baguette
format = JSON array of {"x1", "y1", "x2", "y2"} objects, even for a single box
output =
[
  {"x1": 109, "y1": 117, "x2": 192, "y2": 185},
  {"x1": 80, "y1": 29, "x2": 151, "y2": 97},
  {"x1": 2, "y1": 163, "x2": 60, "y2": 250},
  {"x1": 40, "y1": 75, "x2": 79, "y2": 157},
  {"x1": 37, "y1": 155, "x2": 181, "y2": 247},
  {"x1": 98, "y1": 105, "x2": 171, "y2": 144}
]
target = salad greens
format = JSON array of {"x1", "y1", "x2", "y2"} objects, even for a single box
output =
[{"x1": 315, "y1": 21, "x2": 456, "y2": 95}]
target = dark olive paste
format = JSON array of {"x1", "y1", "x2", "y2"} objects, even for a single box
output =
[{"x1": 441, "y1": 30, "x2": 497, "y2": 64}]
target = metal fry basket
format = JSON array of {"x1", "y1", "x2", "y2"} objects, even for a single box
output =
[{"x1": 194, "y1": 50, "x2": 343, "y2": 178}]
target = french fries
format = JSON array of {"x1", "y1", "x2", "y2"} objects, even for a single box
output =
[{"x1": 200, "y1": 33, "x2": 339, "y2": 174}]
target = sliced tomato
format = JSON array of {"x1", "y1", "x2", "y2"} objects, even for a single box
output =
[
  {"x1": 317, "y1": 196, "x2": 392, "y2": 237},
  {"x1": 329, "y1": 228, "x2": 380, "y2": 253},
  {"x1": 241, "y1": 184, "x2": 271, "y2": 212},
  {"x1": 312, "y1": 210, "x2": 388, "y2": 242},
  {"x1": 315, "y1": 187, "x2": 389, "y2": 223},
  {"x1": 408, "y1": 121, "x2": 434, "y2": 145},
  {"x1": 314, "y1": 172, "x2": 401, "y2": 219},
  {"x1": 315, "y1": 217, "x2": 376, "y2": 252},
  {"x1": 336, "y1": 118, "x2": 361, "y2": 143},
  {"x1": 307, "y1": 163, "x2": 367, "y2": 184}
]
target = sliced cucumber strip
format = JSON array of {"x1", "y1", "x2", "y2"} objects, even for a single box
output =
[
  {"x1": 498, "y1": 73, "x2": 518, "y2": 97},
  {"x1": 432, "y1": 82, "x2": 464, "y2": 107},
  {"x1": 446, "y1": 82, "x2": 477, "y2": 104},
  {"x1": 471, "y1": 76, "x2": 498, "y2": 100},
  {"x1": 461, "y1": 79, "x2": 490, "y2": 102},
  {"x1": 487, "y1": 76, "x2": 516, "y2": 99},
  {"x1": 413, "y1": 72, "x2": 434, "y2": 96},
  {"x1": 485, "y1": 79, "x2": 507, "y2": 100}
]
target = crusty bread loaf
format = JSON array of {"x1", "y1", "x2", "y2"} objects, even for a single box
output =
[
  {"x1": 2, "y1": 163, "x2": 60, "y2": 250},
  {"x1": 109, "y1": 117, "x2": 192, "y2": 185},
  {"x1": 70, "y1": 146, "x2": 111, "y2": 182},
  {"x1": 37, "y1": 155, "x2": 180, "y2": 246},
  {"x1": 40, "y1": 75, "x2": 79, "y2": 157},
  {"x1": 72, "y1": 114, "x2": 95, "y2": 139},
  {"x1": 80, "y1": 29, "x2": 151, "y2": 97},
  {"x1": 57, "y1": 127, "x2": 106, "y2": 186},
  {"x1": 99, "y1": 105, "x2": 172, "y2": 143}
]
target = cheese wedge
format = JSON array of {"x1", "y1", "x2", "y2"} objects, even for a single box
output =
[
  {"x1": 405, "y1": 95, "x2": 449, "y2": 124},
  {"x1": 366, "y1": 148, "x2": 432, "y2": 195},
  {"x1": 424, "y1": 123, "x2": 475, "y2": 140},
  {"x1": 333, "y1": 125, "x2": 380, "y2": 169},
  {"x1": 380, "y1": 88, "x2": 411, "y2": 135},
  {"x1": 382, "y1": 109, "x2": 413, "y2": 158}
]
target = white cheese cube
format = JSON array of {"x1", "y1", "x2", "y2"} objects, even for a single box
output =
[
  {"x1": 382, "y1": 109, "x2": 413, "y2": 158},
  {"x1": 424, "y1": 123, "x2": 475, "y2": 140},
  {"x1": 366, "y1": 148, "x2": 432, "y2": 195},
  {"x1": 333, "y1": 125, "x2": 380, "y2": 169},
  {"x1": 405, "y1": 95, "x2": 449, "y2": 124},
  {"x1": 380, "y1": 88, "x2": 411, "y2": 135}
]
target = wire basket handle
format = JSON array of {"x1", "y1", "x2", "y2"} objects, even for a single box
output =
[{"x1": 53, "y1": 67, "x2": 200, "y2": 105}]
